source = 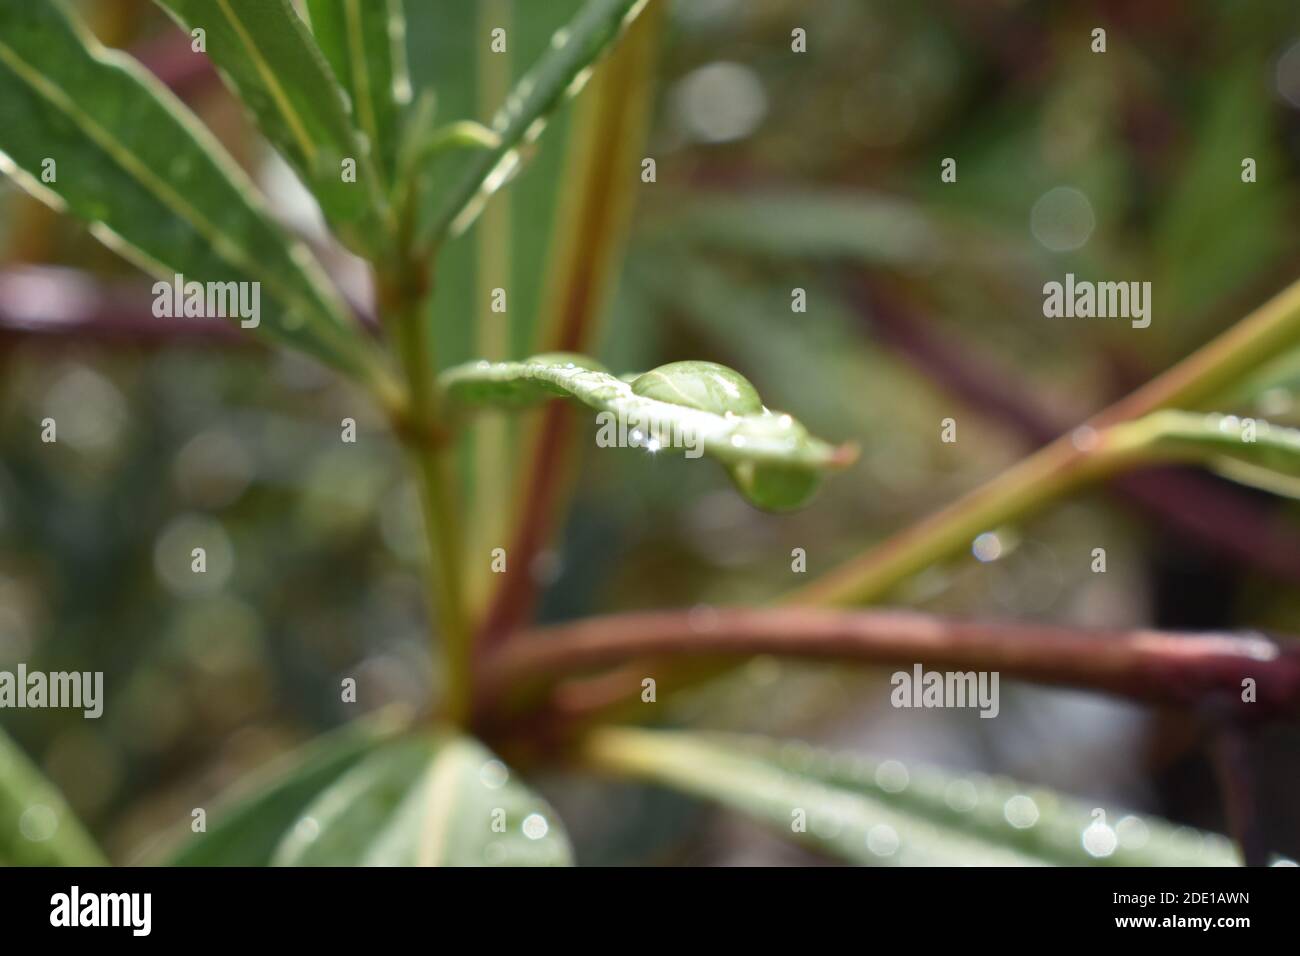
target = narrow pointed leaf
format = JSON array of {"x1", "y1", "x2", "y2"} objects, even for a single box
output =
[
  {"x1": 169, "y1": 715, "x2": 400, "y2": 866},
  {"x1": 0, "y1": 726, "x2": 105, "y2": 866},
  {"x1": 1104, "y1": 410, "x2": 1300, "y2": 499},
  {"x1": 417, "y1": 0, "x2": 653, "y2": 244},
  {"x1": 0, "y1": 0, "x2": 393, "y2": 390},
  {"x1": 583, "y1": 728, "x2": 1046, "y2": 866},
  {"x1": 717, "y1": 733, "x2": 1241, "y2": 867},
  {"x1": 155, "y1": 0, "x2": 391, "y2": 248},
  {"x1": 441, "y1": 354, "x2": 855, "y2": 510},
  {"x1": 642, "y1": 190, "x2": 945, "y2": 268},
  {"x1": 584, "y1": 729, "x2": 1241, "y2": 867},
  {"x1": 305, "y1": 0, "x2": 410, "y2": 184},
  {"x1": 272, "y1": 733, "x2": 572, "y2": 866}
]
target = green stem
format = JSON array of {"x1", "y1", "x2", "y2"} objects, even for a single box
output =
[
  {"x1": 790, "y1": 275, "x2": 1300, "y2": 607},
  {"x1": 789, "y1": 442, "x2": 1084, "y2": 606},
  {"x1": 391, "y1": 290, "x2": 472, "y2": 725}
]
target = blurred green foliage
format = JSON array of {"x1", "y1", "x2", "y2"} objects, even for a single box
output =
[{"x1": 2, "y1": 0, "x2": 1300, "y2": 864}]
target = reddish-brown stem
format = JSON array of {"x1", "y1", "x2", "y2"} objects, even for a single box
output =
[
  {"x1": 476, "y1": 400, "x2": 575, "y2": 647},
  {"x1": 131, "y1": 29, "x2": 217, "y2": 97},
  {"x1": 0, "y1": 266, "x2": 245, "y2": 347},
  {"x1": 478, "y1": 607, "x2": 1300, "y2": 724}
]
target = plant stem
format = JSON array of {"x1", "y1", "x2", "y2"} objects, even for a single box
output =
[
  {"x1": 789, "y1": 274, "x2": 1300, "y2": 607},
  {"x1": 479, "y1": 607, "x2": 1300, "y2": 723},
  {"x1": 857, "y1": 278, "x2": 1300, "y2": 586},
  {"x1": 793, "y1": 440, "x2": 1093, "y2": 606},
  {"x1": 391, "y1": 290, "x2": 472, "y2": 725}
]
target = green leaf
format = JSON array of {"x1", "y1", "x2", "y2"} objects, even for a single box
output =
[
  {"x1": 305, "y1": 0, "x2": 410, "y2": 184},
  {"x1": 0, "y1": 725, "x2": 105, "y2": 866},
  {"x1": 272, "y1": 733, "x2": 572, "y2": 866},
  {"x1": 583, "y1": 728, "x2": 1241, "y2": 867},
  {"x1": 641, "y1": 190, "x2": 945, "y2": 268},
  {"x1": 417, "y1": 0, "x2": 654, "y2": 246},
  {"x1": 169, "y1": 714, "x2": 400, "y2": 866},
  {"x1": 440, "y1": 355, "x2": 856, "y2": 511},
  {"x1": 154, "y1": 0, "x2": 390, "y2": 249},
  {"x1": 0, "y1": 0, "x2": 395, "y2": 394},
  {"x1": 1104, "y1": 410, "x2": 1300, "y2": 499},
  {"x1": 721, "y1": 733, "x2": 1242, "y2": 867}
]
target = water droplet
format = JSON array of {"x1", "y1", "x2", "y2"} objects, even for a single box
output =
[
  {"x1": 866, "y1": 823, "x2": 900, "y2": 857},
  {"x1": 630, "y1": 361, "x2": 762, "y2": 415},
  {"x1": 522, "y1": 813, "x2": 549, "y2": 840},
  {"x1": 19, "y1": 804, "x2": 58, "y2": 842},
  {"x1": 1082, "y1": 822, "x2": 1118, "y2": 858},
  {"x1": 1003, "y1": 794, "x2": 1040, "y2": 829},
  {"x1": 290, "y1": 815, "x2": 320, "y2": 845},
  {"x1": 972, "y1": 532, "x2": 1003, "y2": 563},
  {"x1": 874, "y1": 759, "x2": 909, "y2": 793},
  {"x1": 672, "y1": 61, "x2": 767, "y2": 144},
  {"x1": 479, "y1": 759, "x2": 509, "y2": 790},
  {"x1": 1030, "y1": 186, "x2": 1095, "y2": 252},
  {"x1": 1071, "y1": 425, "x2": 1100, "y2": 451},
  {"x1": 1115, "y1": 814, "x2": 1149, "y2": 850}
]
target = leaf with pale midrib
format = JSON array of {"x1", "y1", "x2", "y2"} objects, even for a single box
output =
[
  {"x1": 169, "y1": 716, "x2": 398, "y2": 866},
  {"x1": 712, "y1": 733, "x2": 1241, "y2": 867},
  {"x1": 417, "y1": 0, "x2": 653, "y2": 245},
  {"x1": 155, "y1": 0, "x2": 391, "y2": 252},
  {"x1": 305, "y1": 0, "x2": 409, "y2": 185},
  {"x1": 0, "y1": 0, "x2": 391, "y2": 389},
  {"x1": 272, "y1": 734, "x2": 572, "y2": 866},
  {"x1": 641, "y1": 190, "x2": 945, "y2": 268},
  {"x1": 584, "y1": 729, "x2": 1242, "y2": 867}
]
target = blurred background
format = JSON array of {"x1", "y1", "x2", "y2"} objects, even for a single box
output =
[{"x1": 2, "y1": 0, "x2": 1300, "y2": 864}]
